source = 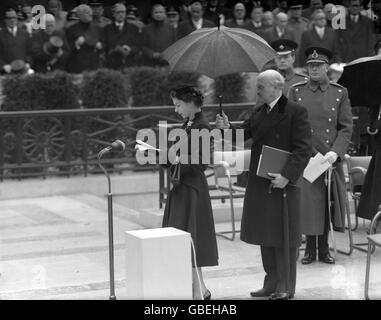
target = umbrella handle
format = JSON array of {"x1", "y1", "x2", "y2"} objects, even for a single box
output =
[
  {"x1": 218, "y1": 95, "x2": 223, "y2": 116},
  {"x1": 367, "y1": 126, "x2": 379, "y2": 135}
]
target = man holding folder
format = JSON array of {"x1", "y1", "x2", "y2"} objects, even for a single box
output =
[{"x1": 216, "y1": 70, "x2": 312, "y2": 300}]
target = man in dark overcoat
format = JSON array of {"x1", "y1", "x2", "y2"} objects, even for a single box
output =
[
  {"x1": 335, "y1": 0, "x2": 377, "y2": 63},
  {"x1": 0, "y1": 8, "x2": 31, "y2": 74},
  {"x1": 288, "y1": 47, "x2": 353, "y2": 265},
  {"x1": 177, "y1": 1, "x2": 215, "y2": 39},
  {"x1": 298, "y1": 9, "x2": 341, "y2": 67},
  {"x1": 65, "y1": 4, "x2": 103, "y2": 73},
  {"x1": 101, "y1": 2, "x2": 141, "y2": 69},
  {"x1": 216, "y1": 70, "x2": 312, "y2": 300}
]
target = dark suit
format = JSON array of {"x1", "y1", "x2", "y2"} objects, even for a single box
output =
[
  {"x1": 262, "y1": 26, "x2": 296, "y2": 46},
  {"x1": 177, "y1": 18, "x2": 215, "y2": 39},
  {"x1": 232, "y1": 95, "x2": 312, "y2": 296},
  {"x1": 0, "y1": 27, "x2": 31, "y2": 69},
  {"x1": 335, "y1": 15, "x2": 376, "y2": 63},
  {"x1": 298, "y1": 26, "x2": 340, "y2": 67},
  {"x1": 102, "y1": 22, "x2": 140, "y2": 68},
  {"x1": 242, "y1": 21, "x2": 266, "y2": 38},
  {"x1": 30, "y1": 30, "x2": 69, "y2": 72},
  {"x1": 65, "y1": 21, "x2": 102, "y2": 73}
]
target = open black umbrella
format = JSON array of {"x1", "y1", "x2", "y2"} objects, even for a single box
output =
[
  {"x1": 338, "y1": 55, "x2": 381, "y2": 108},
  {"x1": 162, "y1": 26, "x2": 276, "y2": 114}
]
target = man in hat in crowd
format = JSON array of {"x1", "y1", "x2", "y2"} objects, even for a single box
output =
[
  {"x1": 140, "y1": 4, "x2": 177, "y2": 67},
  {"x1": 167, "y1": 5, "x2": 181, "y2": 32},
  {"x1": 65, "y1": 4, "x2": 103, "y2": 73},
  {"x1": 288, "y1": 47, "x2": 353, "y2": 265},
  {"x1": 102, "y1": 2, "x2": 140, "y2": 69},
  {"x1": 30, "y1": 13, "x2": 69, "y2": 73},
  {"x1": 270, "y1": 39, "x2": 308, "y2": 95},
  {"x1": 125, "y1": 5, "x2": 144, "y2": 31},
  {"x1": 287, "y1": 1, "x2": 309, "y2": 49},
  {"x1": 298, "y1": 9, "x2": 340, "y2": 67},
  {"x1": 177, "y1": 1, "x2": 215, "y2": 39},
  {"x1": 0, "y1": 8, "x2": 32, "y2": 74},
  {"x1": 90, "y1": 2, "x2": 111, "y2": 28}
]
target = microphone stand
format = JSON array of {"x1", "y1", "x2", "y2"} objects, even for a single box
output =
[{"x1": 97, "y1": 148, "x2": 116, "y2": 300}]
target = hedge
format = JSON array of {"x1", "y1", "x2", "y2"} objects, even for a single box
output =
[{"x1": 1, "y1": 70, "x2": 80, "y2": 111}]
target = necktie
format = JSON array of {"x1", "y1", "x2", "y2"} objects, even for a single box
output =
[
  {"x1": 351, "y1": 15, "x2": 358, "y2": 23},
  {"x1": 265, "y1": 103, "x2": 271, "y2": 114}
]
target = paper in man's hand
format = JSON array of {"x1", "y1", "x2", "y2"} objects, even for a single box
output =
[{"x1": 303, "y1": 152, "x2": 331, "y2": 183}]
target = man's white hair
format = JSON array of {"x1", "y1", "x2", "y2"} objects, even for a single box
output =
[
  {"x1": 257, "y1": 69, "x2": 285, "y2": 90},
  {"x1": 44, "y1": 13, "x2": 56, "y2": 23}
]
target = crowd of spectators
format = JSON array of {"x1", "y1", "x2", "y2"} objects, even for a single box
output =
[{"x1": 0, "y1": 0, "x2": 380, "y2": 74}]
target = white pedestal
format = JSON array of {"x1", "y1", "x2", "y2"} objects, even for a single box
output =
[{"x1": 125, "y1": 227, "x2": 192, "y2": 300}]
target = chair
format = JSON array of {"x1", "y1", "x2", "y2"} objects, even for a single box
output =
[
  {"x1": 345, "y1": 155, "x2": 372, "y2": 253},
  {"x1": 364, "y1": 204, "x2": 381, "y2": 300},
  {"x1": 212, "y1": 150, "x2": 250, "y2": 241},
  {"x1": 345, "y1": 155, "x2": 372, "y2": 231}
]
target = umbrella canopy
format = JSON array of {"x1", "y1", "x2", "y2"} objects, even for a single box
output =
[
  {"x1": 162, "y1": 26, "x2": 276, "y2": 79},
  {"x1": 338, "y1": 55, "x2": 381, "y2": 108}
]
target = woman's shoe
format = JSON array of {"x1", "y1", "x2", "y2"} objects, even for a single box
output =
[{"x1": 203, "y1": 289, "x2": 211, "y2": 300}]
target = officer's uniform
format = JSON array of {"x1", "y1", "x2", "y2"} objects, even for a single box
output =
[
  {"x1": 270, "y1": 39, "x2": 309, "y2": 96},
  {"x1": 288, "y1": 47, "x2": 353, "y2": 264}
]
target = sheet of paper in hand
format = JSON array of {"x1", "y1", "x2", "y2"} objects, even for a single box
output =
[{"x1": 303, "y1": 152, "x2": 331, "y2": 183}]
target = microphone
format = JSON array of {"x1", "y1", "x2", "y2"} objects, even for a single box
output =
[{"x1": 100, "y1": 139, "x2": 126, "y2": 154}]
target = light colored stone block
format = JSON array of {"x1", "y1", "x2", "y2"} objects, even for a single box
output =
[{"x1": 125, "y1": 227, "x2": 192, "y2": 300}]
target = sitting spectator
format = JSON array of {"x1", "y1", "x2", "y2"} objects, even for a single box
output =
[
  {"x1": 90, "y1": 2, "x2": 111, "y2": 28},
  {"x1": 262, "y1": 12, "x2": 296, "y2": 45},
  {"x1": 243, "y1": 5, "x2": 266, "y2": 36},
  {"x1": 30, "y1": 13, "x2": 69, "y2": 73},
  {"x1": 102, "y1": 2, "x2": 140, "y2": 69},
  {"x1": 65, "y1": 4, "x2": 103, "y2": 73},
  {"x1": 47, "y1": 0, "x2": 68, "y2": 31},
  {"x1": 141, "y1": 4, "x2": 177, "y2": 67},
  {"x1": 298, "y1": 9, "x2": 341, "y2": 66},
  {"x1": 177, "y1": 1, "x2": 215, "y2": 39},
  {"x1": 203, "y1": 0, "x2": 220, "y2": 25},
  {"x1": 0, "y1": 8, "x2": 32, "y2": 75},
  {"x1": 262, "y1": 10, "x2": 274, "y2": 28},
  {"x1": 225, "y1": 2, "x2": 249, "y2": 28}
]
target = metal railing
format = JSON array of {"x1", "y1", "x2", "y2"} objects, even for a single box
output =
[{"x1": 0, "y1": 102, "x2": 254, "y2": 180}]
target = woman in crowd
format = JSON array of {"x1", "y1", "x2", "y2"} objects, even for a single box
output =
[{"x1": 161, "y1": 86, "x2": 218, "y2": 300}]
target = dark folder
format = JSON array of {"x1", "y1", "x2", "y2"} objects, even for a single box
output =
[{"x1": 256, "y1": 145, "x2": 291, "y2": 180}]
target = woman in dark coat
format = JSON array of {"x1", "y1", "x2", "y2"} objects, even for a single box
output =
[
  {"x1": 162, "y1": 86, "x2": 218, "y2": 300},
  {"x1": 357, "y1": 106, "x2": 381, "y2": 221}
]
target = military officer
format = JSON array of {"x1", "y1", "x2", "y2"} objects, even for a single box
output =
[
  {"x1": 270, "y1": 39, "x2": 308, "y2": 96},
  {"x1": 288, "y1": 47, "x2": 353, "y2": 265}
]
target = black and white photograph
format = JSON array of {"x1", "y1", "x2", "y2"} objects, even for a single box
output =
[{"x1": 0, "y1": 0, "x2": 381, "y2": 308}]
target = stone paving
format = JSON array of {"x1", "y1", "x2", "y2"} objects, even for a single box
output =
[{"x1": 0, "y1": 189, "x2": 381, "y2": 300}]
